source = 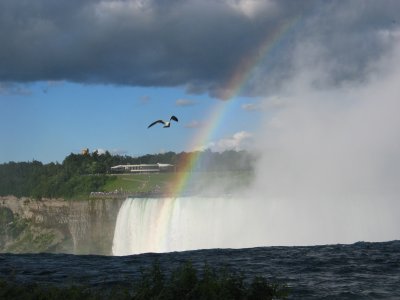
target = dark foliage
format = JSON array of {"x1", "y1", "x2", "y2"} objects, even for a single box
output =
[
  {"x1": 132, "y1": 260, "x2": 289, "y2": 300},
  {"x1": 0, "y1": 280, "x2": 96, "y2": 300}
]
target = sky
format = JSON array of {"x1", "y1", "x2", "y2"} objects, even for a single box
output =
[{"x1": 1, "y1": 0, "x2": 400, "y2": 164}]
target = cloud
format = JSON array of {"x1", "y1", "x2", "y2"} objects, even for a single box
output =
[
  {"x1": 176, "y1": 98, "x2": 196, "y2": 107},
  {"x1": 241, "y1": 103, "x2": 261, "y2": 111},
  {"x1": 40, "y1": 80, "x2": 64, "y2": 93},
  {"x1": 208, "y1": 131, "x2": 253, "y2": 152},
  {"x1": 184, "y1": 120, "x2": 204, "y2": 128},
  {"x1": 138, "y1": 95, "x2": 150, "y2": 104},
  {"x1": 94, "y1": 148, "x2": 107, "y2": 155},
  {"x1": 1, "y1": 1, "x2": 399, "y2": 98},
  {"x1": 94, "y1": 148, "x2": 128, "y2": 155},
  {"x1": 0, "y1": 82, "x2": 32, "y2": 95},
  {"x1": 242, "y1": 96, "x2": 287, "y2": 111}
]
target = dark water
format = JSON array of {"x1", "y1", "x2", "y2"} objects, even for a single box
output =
[{"x1": 1, "y1": 240, "x2": 399, "y2": 299}]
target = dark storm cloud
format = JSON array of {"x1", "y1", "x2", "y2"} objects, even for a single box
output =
[{"x1": 0, "y1": 0, "x2": 399, "y2": 98}]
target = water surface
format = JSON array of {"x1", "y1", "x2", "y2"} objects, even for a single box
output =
[{"x1": 1, "y1": 240, "x2": 399, "y2": 299}]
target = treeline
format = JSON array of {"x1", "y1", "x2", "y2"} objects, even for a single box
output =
[
  {"x1": 0, "y1": 150, "x2": 256, "y2": 198},
  {"x1": 0, "y1": 160, "x2": 107, "y2": 199}
]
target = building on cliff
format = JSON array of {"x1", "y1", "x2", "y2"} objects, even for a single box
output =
[{"x1": 110, "y1": 163, "x2": 174, "y2": 173}]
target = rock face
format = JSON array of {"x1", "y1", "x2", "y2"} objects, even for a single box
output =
[{"x1": 0, "y1": 196, "x2": 124, "y2": 255}]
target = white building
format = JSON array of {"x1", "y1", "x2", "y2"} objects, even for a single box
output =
[{"x1": 110, "y1": 163, "x2": 174, "y2": 173}]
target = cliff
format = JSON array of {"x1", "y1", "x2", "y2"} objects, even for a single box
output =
[{"x1": 0, "y1": 196, "x2": 124, "y2": 255}]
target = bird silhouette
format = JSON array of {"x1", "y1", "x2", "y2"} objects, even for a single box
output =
[{"x1": 148, "y1": 115, "x2": 179, "y2": 128}]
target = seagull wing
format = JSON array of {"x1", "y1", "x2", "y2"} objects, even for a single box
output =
[
  {"x1": 170, "y1": 115, "x2": 178, "y2": 122},
  {"x1": 148, "y1": 120, "x2": 165, "y2": 128}
]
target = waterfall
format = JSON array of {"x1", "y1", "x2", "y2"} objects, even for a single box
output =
[
  {"x1": 112, "y1": 196, "x2": 257, "y2": 256},
  {"x1": 112, "y1": 194, "x2": 400, "y2": 256}
]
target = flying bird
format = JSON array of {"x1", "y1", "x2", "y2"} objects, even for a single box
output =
[{"x1": 148, "y1": 115, "x2": 179, "y2": 128}]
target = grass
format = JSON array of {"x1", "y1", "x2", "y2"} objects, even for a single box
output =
[
  {"x1": 103, "y1": 173, "x2": 173, "y2": 194},
  {"x1": 101, "y1": 171, "x2": 254, "y2": 197}
]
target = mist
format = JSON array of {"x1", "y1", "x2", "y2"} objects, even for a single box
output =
[{"x1": 244, "y1": 39, "x2": 400, "y2": 245}]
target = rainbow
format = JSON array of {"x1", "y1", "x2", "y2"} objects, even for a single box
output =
[{"x1": 165, "y1": 16, "x2": 301, "y2": 199}]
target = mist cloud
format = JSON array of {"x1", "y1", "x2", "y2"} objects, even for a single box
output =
[
  {"x1": 1, "y1": 1, "x2": 400, "y2": 98},
  {"x1": 245, "y1": 37, "x2": 400, "y2": 245},
  {"x1": 208, "y1": 131, "x2": 253, "y2": 152}
]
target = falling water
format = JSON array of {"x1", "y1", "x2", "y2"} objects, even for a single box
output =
[
  {"x1": 112, "y1": 196, "x2": 261, "y2": 256},
  {"x1": 112, "y1": 193, "x2": 400, "y2": 256}
]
